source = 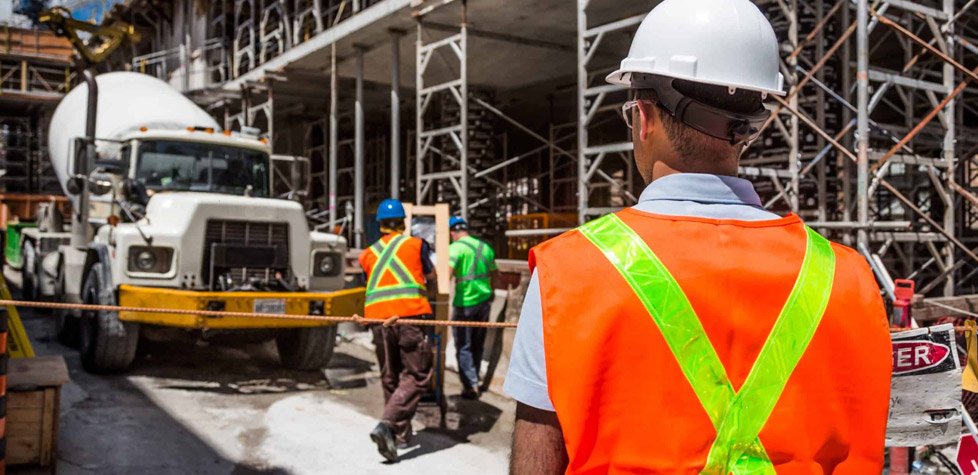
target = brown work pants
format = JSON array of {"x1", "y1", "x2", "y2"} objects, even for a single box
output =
[{"x1": 371, "y1": 321, "x2": 433, "y2": 442}]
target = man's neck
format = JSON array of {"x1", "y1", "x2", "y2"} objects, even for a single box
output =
[{"x1": 649, "y1": 159, "x2": 739, "y2": 182}]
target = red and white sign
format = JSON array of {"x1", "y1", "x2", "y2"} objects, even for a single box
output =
[
  {"x1": 957, "y1": 435, "x2": 978, "y2": 474},
  {"x1": 892, "y1": 340, "x2": 951, "y2": 375}
]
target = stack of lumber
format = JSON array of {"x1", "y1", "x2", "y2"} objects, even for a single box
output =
[{"x1": 0, "y1": 26, "x2": 73, "y2": 63}]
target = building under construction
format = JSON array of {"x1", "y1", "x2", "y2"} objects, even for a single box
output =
[{"x1": 4, "y1": 0, "x2": 978, "y2": 304}]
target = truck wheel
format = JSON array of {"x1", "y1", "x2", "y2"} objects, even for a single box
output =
[
  {"x1": 79, "y1": 263, "x2": 139, "y2": 373},
  {"x1": 20, "y1": 240, "x2": 39, "y2": 303},
  {"x1": 54, "y1": 260, "x2": 79, "y2": 347},
  {"x1": 55, "y1": 309, "x2": 81, "y2": 348},
  {"x1": 275, "y1": 325, "x2": 337, "y2": 370}
]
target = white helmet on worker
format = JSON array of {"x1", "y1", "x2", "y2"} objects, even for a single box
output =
[{"x1": 607, "y1": 0, "x2": 784, "y2": 144}]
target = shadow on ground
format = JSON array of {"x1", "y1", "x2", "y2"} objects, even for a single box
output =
[
  {"x1": 12, "y1": 301, "x2": 297, "y2": 475},
  {"x1": 396, "y1": 395, "x2": 504, "y2": 462}
]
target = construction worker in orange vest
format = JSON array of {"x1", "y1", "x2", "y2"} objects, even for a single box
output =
[
  {"x1": 359, "y1": 198, "x2": 437, "y2": 463},
  {"x1": 505, "y1": 0, "x2": 892, "y2": 473}
]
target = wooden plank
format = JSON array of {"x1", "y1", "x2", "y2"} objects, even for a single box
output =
[
  {"x1": 7, "y1": 425, "x2": 41, "y2": 465},
  {"x1": 8, "y1": 356, "x2": 69, "y2": 390},
  {"x1": 7, "y1": 407, "x2": 42, "y2": 423},
  {"x1": 914, "y1": 294, "x2": 978, "y2": 322},
  {"x1": 0, "y1": 26, "x2": 73, "y2": 60},
  {"x1": 7, "y1": 391, "x2": 43, "y2": 409},
  {"x1": 39, "y1": 388, "x2": 55, "y2": 466},
  {"x1": 51, "y1": 389, "x2": 61, "y2": 470}
]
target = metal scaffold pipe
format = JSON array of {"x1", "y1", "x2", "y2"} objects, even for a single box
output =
[{"x1": 856, "y1": 0, "x2": 870, "y2": 249}]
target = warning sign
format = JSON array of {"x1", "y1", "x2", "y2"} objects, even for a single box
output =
[
  {"x1": 892, "y1": 337, "x2": 956, "y2": 376},
  {"x1": 957, "y1": 435, "x2": 978, "y2": 475},
  {"x1": 886, "y1": 324, "x2": 961, "y2": 447}
]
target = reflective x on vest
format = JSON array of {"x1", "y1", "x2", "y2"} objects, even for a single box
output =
[
  {"x1": 365, "y1": 236, "x2": 425, "y2": 305},
  {"x1": 579, "y1": 214, "x2": 835, "y2": 475},
  {"x1": 455, "y1": 239, "x2": 491, "y2": 282}
]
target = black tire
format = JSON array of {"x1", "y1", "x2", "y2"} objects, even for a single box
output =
[
  {"x1": 20, "y1": 240, "x2": 38, "y2": 303},
  {"x1": 275, "y1": 325, "x2": 337, "y2": 370},
  {"x1": 53, "y1": 260, "x2": 79, "y2": 347},
  {"x1": 55, "y1": 308, "x2": 81, "y2": 348},
  {"x1": 79, "y1": 262, "x2": 139, "y2": 373}
]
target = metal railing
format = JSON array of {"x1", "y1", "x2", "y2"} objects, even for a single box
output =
[{"x1": 131, "y1": 38, "x2": 227, "y2": 92}]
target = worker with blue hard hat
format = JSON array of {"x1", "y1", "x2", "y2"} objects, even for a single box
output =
[
  {"x1": 448, "y1": 214, "x2": 498, "y2": 399},
  {"x1": 358, "y1": 198, "x2": 437, "y2": 463},
  {"x1": 376, "y1": 198, "x2": 406, "y2": 221}
]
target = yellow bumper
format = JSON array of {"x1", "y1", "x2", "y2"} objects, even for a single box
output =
[{"x1": 118, "y1": 285, "x2": 365, "y2": 329}]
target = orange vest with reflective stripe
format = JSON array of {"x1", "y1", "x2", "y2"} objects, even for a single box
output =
[
  {"x1": 359, "y1": 233, "x2": 432, "y2": 319},
  {"x1": 530, "y1": 210, "x2": 892, "y2": 474}
]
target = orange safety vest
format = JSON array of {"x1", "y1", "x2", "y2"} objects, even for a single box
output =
[
  {"x1": 530, "y1": 209, "x2": 892, "y2": 474},
  {"x1": 359, "y1": 233, "x2": 432, "y2": 320}
]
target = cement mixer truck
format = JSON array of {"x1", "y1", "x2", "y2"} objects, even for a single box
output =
[{"x1": 25, "y1": 71, "x2": 362, "y2": 373}]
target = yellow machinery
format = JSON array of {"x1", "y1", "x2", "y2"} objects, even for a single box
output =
[{"x1": 38, "y1": 6, "x2": 139, "y2": 65}]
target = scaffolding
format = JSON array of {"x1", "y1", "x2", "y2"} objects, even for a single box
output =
[{"x1": 97, "y1": 0, "x2": 978, "y2": 300}]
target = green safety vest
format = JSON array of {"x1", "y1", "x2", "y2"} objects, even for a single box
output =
[
  {"x1": 449, "y1": 236, "x2": 496, "y2": 307},
  {"x1": 579, "y1": 214, "x2": 836, "y2": 474}
]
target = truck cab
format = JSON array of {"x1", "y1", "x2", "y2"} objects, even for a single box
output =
[{"x1": 34, "y1": 127, "x2": 362, "y2": 375}]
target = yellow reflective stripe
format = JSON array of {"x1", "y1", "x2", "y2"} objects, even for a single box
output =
[
  {"x1": 580, "y1": 214, "x2": 838, "y2": 475},
  {"x1": 578, "y1": 214, "x2": 751, "y2": 434},
  {"x1": 703, "y1": 226, "x2": 835, "y2": 474},
  {"x1": 367, "y1": 236, "x2": 406, "y2": 293},
  {"x1": 368, "y1": 236, "x2": 427, "y2": 301},
  {"x1": 365, "y1": 286, "x2": 425, "y2": 305}
]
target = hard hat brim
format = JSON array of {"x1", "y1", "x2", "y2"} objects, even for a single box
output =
[{"x1": 606, "y1": 68, "x2": 787, "y2": 97}]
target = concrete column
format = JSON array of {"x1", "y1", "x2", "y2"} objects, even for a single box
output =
[
  {"x1": 354, "y1": 46, "x2": 365, "y2": 249},
  {"x1": 390, "y1": 30, "x2": 403, "y2": 200},
  {"x1": 329, "y1": 44, "x2": 338, "y2": 228}
]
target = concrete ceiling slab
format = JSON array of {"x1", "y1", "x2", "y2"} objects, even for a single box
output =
[{"x1": 231, "y1": 0, "x2": 665, "y2": 94}]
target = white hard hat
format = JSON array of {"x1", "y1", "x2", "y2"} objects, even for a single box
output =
[{"x1": 607, "y1": 0, "x2": 785, "y2": 96}]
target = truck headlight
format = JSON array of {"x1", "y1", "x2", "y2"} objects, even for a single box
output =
[
  {"x1": 128, "y1": 246, "x2": 173, "y2": 273},
  {"x1": 313, "y1": 251, "x2": 342, "y2": 277},
  {"x1": 136, "y1": 250, "x2": 156, "y2": 270}
]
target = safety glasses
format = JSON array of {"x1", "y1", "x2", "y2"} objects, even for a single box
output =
[{"x1": 620, "y1": 100, "x2": 655, "y2": 129}]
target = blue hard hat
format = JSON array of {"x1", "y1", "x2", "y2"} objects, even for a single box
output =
[
  {"x1": 376, "y1": 199, "x2": 406, "y2": 221},
  {"x1": 449, "y1": 216, "x2": 467, "y2": 229}
]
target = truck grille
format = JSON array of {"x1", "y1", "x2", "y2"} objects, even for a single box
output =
[{"x1": 202, "y1": 220, "x2": 291, "y2": 288}]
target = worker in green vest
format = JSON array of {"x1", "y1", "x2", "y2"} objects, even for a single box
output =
[{"x1": 448, "y1": 216, "x2": 498, "y2": 399}]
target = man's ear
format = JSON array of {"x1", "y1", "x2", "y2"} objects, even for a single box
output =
[{"x1": 638, "y1": 102, "x2": 656, "y2": 142}]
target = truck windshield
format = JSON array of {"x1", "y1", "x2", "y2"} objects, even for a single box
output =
[{"x1": 135, "y1": 140, "x2": 269, "y2": 197}]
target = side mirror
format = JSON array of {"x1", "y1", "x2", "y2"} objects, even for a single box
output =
[
  {"x1": 88, "y1": 172, "x2": 114, "y2": 196},
  {"x1": 65, "y1": 175, "x2": 85, "y2": 195},
  {"x1": 122, "y1": 178, "x2": 149, "y2": 206}
]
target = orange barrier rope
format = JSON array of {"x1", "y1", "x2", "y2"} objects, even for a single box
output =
[{"x1": 0, "y1": 300, "x2": 518, "y2": 329}]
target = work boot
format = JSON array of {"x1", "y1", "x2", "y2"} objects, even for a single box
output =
[
  {"x1": 370, "y1": 422, "x2": 399, "y2": 463},
  {"x1": 461, "y1": 387, "x2": 480, "y2": 400}
]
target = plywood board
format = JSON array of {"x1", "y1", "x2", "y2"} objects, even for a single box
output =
[{"x1": 8, "y1": 355, "x2": 70, "y2": 390}]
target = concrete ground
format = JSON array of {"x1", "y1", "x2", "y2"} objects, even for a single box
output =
[{"x1": 6, "y1": 282, "x2": 515, "y2": 474}]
